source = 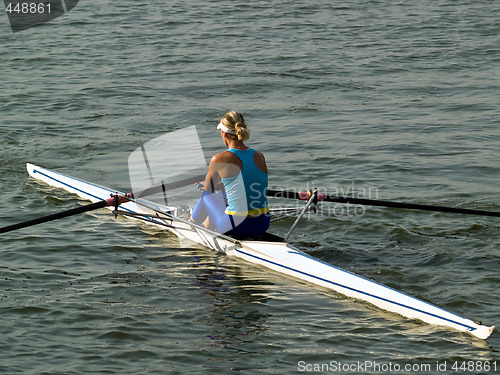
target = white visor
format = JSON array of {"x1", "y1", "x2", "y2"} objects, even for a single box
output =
[{"x1": 217, "y1": 122, "x2": 236, "y2": 135}]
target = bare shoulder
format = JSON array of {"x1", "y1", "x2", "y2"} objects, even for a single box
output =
[
  {"x1": 253, "y1": 150, "x2": 266, "y2": 162},
  {"x1": 253, "y1": 149, "x2": 268, "y2": 173},
  {"x1": 211, "y1": 151, "x2": 233, "y2": 163}
]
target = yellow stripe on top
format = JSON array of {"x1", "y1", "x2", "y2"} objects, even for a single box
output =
[{"x1": 225, "y1": 207, "x2": 270, "y2": 216}]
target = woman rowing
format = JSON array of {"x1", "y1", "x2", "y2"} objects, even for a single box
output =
[{"x1": 191, "y1": 111, "x2": 270, "y2": 238}]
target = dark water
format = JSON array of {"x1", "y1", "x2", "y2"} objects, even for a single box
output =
[{"x1": 1, "y1": 0, "x2": 499, "y2": 373}]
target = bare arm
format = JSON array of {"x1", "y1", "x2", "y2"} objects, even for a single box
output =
[{"x1": 197, "y1": 154, "x2": 224, "y2": 192}]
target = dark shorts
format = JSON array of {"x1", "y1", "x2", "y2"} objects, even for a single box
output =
[{"x1": 192, "y1": 191, "x2": 270, "y2": 238}]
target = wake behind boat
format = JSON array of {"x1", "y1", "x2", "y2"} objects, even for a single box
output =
[{"x1": 19, "y1": 163, "x2": 497, "y2": 340}]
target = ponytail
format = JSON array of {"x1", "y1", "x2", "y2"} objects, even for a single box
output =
[
  {"x1": 220, "y1": 111, "x2": 250, "y2": 141},
  {"x1": 234, "y1": 120, "x2": 250, "y2": 141}
]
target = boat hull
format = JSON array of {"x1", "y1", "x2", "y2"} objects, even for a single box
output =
[{"x1": 26, "y1": 163, "x2": 495, "y2": 340}]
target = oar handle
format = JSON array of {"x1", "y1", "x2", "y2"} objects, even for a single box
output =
[{"x1": 268, "y1": 189, "x2": 325, "y2": 201}]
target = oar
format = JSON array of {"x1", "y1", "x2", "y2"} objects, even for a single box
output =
[
  {"x1": 0, "y1": 195, "x2": 128, "y2": 235},
  {"x1": 268, "y1": 189, "x2": 500, "y2": 217},
  {"x1": 1, "y1": 174, "x2": 207, "y2": 235}
]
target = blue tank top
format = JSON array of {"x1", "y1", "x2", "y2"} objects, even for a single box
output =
[{"x1": 221, "y1": 148, "x2": 269, "y2": 216}]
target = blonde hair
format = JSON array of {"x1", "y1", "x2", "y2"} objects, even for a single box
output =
[{"x1": 220, "y1": 111, "x2": 250, "y2": 141}]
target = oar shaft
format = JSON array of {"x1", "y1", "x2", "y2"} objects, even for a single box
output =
[
  {"x1": 267, "y1": 189, "x2": 500, "y2": 217},
  {"x1": 0, "y1": 198, "x2": 114, "y2": 234},
  {"x1": 133, "y1": 174, "x2": 206, "y2": 199},
  {"x1": 323, "y1": 195, "x2": 500, "y2": 217}
]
